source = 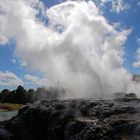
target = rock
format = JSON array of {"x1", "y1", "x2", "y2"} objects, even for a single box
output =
[
  {"x1": 0, "y1": 127, "x2": 14, "y2": 140},
  {"x1": 1, "y1": 97, "x2": 140, "y2": 140}
]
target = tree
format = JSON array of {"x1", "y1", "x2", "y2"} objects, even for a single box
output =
[
  {"x1": 14, "y1": 86, "x2": 27, "y2": 104},
  {"x1": 27, "y1": 89, "x2": 35, "y2": 102},
  {"x1": 0, "y1": 89, "x2": 12, "y2": 102}
]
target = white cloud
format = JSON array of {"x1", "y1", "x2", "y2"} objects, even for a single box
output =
[
  {"x1": 0, "y1": 71, "x2": 23, "y2": 86},
  {"x1": 133, "y1": 48, "x2": 140, "y2": 68},
  {"x1": 100, "y1": 0, "x2": 110, "y2": 3},
  {"x1": 11, "y1": 58, "x2": 27, "y2": 67},
  {"x1": 99, "y1": 0, "x2": 130, "y2": 13},
  {"x1": 11, "y1": 59, "x2": 16, "y2": 64},
  {"x1": 133, "y1": 38, "x2": 140, "y2": 68},
  {"x1": 137, "y1": 37, "x2": 140, "y2": 45},
  {"x1": 25, "y1": 74, "x2": 50, "y2": 86},
  {"x1": 0, "y1": 0, "x2": 139, "y2": 98},
  {"x1": 111, "y1": 0, "x2": 130, "y2": 13},
  {"x1": 133, "y1": 61, "x2": 140, "y2": 68},
  {"x1": 19, "y1": 61, "x2": 27, "y2": 67},
  {"x1": 137, "y1": 1, "x2": 140, "y2": 6}
]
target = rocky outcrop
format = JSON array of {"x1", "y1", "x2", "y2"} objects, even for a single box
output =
[{"x1": 1, "y1": 95, "x2": 140, "y2": 140}]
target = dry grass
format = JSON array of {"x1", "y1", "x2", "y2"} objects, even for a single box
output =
[{"x1": 0, "y1": 103, "x2": 25, "y2": 111}]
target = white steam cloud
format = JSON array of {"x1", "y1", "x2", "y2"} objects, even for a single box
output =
[{"x1": 0, "y1": 0, "x2": 139, "y2": 98}]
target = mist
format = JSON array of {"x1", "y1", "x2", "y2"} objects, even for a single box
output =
[{"x1": 0, "y1": 0, "x2": 140, "y2": 98}]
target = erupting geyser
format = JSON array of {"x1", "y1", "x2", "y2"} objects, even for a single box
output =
[{"x1": 1, "y1": 1, "x2": 140, "y2": 140}]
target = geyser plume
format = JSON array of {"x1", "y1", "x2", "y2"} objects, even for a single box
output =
[{"x1": 0, "y1": 0, "x2": 140, "y2": 98}]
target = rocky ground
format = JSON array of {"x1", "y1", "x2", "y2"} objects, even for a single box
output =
[{"x1": 0, "y1": 94, "x2": 140, "y2": 140}]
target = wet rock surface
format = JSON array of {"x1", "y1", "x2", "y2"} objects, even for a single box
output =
[{"x1": 1, "y1": 96, "x2": 140, "y2": 140}]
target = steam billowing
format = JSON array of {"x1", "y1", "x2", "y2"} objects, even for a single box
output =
[{"x1": 0, "y1": 0, "x2": 140, "y2": 98}]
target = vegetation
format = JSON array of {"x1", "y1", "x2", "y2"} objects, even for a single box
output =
[
  {"x1": 0, "y1": 86, "x2": 65, "y2": 105},
  {"x1": 0, "y1": 86, "x2": 33, "y2": 104}
]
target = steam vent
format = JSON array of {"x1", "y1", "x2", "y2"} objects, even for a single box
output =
[{"x1": 0, "y1": 94, "x2": 140, "y2": 140}]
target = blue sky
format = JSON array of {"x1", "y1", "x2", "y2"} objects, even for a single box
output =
[
  {"x1": 0, "y1": 0, "x2": 140, "y2": 90},
  {"x1": 101, "y1": 0, "x2": 140, "y2": 74}
]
